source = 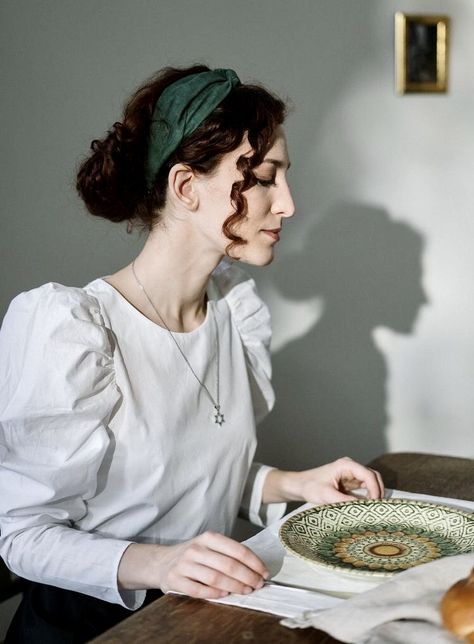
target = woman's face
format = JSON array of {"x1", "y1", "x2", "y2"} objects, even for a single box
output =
[{"x1": 194, "y1": 126, "x2": 295, "y2": 266}]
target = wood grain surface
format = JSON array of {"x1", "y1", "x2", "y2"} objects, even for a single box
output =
[
  {"x1": 92, "y1": 452, "x2": 474, "y2": 643},
  {"x1": 368, "y1": 452, "x2": 474, "y2": 501},
  {"x1": 91, "y1": 594, "x2": 338, "y2": 643}
]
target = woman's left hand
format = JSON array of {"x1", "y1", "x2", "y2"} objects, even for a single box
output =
[{"x1": 263, "y1": 457, "x2": 384, "y2": 505}]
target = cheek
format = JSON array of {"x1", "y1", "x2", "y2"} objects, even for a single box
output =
[{"x1": 245, "y1": 197, "x2": 268, "y2": 227}]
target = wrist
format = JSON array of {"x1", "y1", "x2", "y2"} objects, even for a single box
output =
[
  {"x1": 262, "y1": 469, "x2": 305, "y2": 504},
  {"x1": 118, "y1": 542, "x2": 168, "y2": 590}
]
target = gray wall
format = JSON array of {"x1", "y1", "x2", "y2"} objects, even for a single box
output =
[
  {"x1": 2, "y1": 1, "x2": 473, "y2": 531},
  {"x1": 0, "y1": 0, "x2": 397, "y2": 305}
]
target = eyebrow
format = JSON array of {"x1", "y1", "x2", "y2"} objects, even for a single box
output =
[{"x1": 261, "y1": 158, "x2": 291, "y2": 170}]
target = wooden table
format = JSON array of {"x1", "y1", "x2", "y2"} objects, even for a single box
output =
[{"x1": 93, "y1": 452, "x2": 474, "y2": 643}]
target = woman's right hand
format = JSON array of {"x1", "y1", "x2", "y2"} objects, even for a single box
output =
[{"x1": 118, "y1": 532, "x2": 269, "y2": 599}]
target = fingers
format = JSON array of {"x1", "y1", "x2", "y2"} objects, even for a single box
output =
[
  {"x1": 162, "y1": 532, "x2": 269, "y2": 599},
  {"x1": 362, "y1": 466, "x2": 384, "y2": 499},
  {"x1": 339, "y1": 477, "x2": 361, "y2": 492},
  {"x1": 337, "y1": 457, "x2": 384, "y2": 499},
  {"x1": 371, "y1": 467, "x2": 385, "y2": 498},
  {"x1": 183, "y1": 561, "x2": 263, "y2": 595},
  {"x1": 195, "y1": 531, "x2": 269, "y2": 579},
  {"x1": 190, "y1": 541, "x2": 267, "y2": 590},
  {"x1": 175, "y1": 577, "x2": 230, "y2": 600},
  {"x1": 322, "y1": 488, "x2": 357, "y2": 503}
]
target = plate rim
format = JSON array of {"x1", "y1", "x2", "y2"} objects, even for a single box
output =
[{"x1": 278, "y1": 498, "x2": 474, "y2": 578}]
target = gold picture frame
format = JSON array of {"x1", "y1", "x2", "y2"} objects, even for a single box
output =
[{"x1": 395, "y1": 12, "x2": 450, "y2": 94}]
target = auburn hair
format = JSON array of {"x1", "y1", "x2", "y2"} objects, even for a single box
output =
[{"x1": 76, "y1": 64, "x2": 287, "y2": 256}]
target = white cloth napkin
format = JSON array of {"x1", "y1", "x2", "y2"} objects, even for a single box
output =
[
  {"x1": 281, "y1": 553, "x2": 474, "y2": 644},
  {"x1": 209, "y1": 582, "x2": 342, "y2": 619},
  {"x1": 208, "y1": 489, "x2": 474, "y2": 626}
]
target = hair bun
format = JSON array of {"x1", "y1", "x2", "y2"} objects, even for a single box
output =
[
  {"x1": 76, "y1": 64, "x2": 286, "y2": 233},
  {"x1": 76, "y1": 120, "x2": 146, "y2": 222}
]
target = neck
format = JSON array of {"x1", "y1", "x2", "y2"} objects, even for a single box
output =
[{"x1": 130, "y1": 222, "x2": 224, "y2": 332}]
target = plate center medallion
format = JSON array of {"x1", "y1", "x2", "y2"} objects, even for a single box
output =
[{"x1": 365, "y1": 542, "x2": 408, "y2": 557}]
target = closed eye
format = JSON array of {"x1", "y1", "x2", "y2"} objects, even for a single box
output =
[{"x1": 256, "y1": 177, "x2": 276, "y2": 187}]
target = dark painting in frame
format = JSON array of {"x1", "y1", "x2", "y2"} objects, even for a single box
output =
[{"x1": 395, "y1": 13, "x2": 450, "y2": 94}]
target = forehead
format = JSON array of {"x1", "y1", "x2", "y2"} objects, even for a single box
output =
[
  {"x1": 261, "y1": 133, "x2": 290, "y2": 166},
  {"x1": 235, "y1": 127, "x2": 290, "y2": 166}
]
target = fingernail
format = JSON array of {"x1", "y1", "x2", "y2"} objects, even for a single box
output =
[
  {"x1": 263, "y1": 570, "x2": 270, "y2": 579},
  {"x1": 255, "y1": 579, "x2": 264, "y2": 589},
  {"x1": 243, "y1": 586, "x2": 253, "y2": 594}
]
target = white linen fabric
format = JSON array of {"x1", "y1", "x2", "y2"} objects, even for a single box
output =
[
  {"x1": 210, "y1": 489, "x2": 474, "y2": 630},
  {"x1": 0, "y1": 260, "x2": 285, "y2": 609},
  {"x1": 281, "y1": 553, "x2": 474, "y2": 644}
]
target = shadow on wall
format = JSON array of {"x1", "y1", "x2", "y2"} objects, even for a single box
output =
[{"x1": 256, "y1": 203, "x2": 427, "y2": 469}]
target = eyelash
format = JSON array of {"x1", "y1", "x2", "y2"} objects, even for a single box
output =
[{"x1": 256, "y1": 177, "x2": 276, "y2": 187}]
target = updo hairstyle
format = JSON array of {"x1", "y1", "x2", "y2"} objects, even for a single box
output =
[{"x1": 76, "y1": 64, "x2": 287, "y2": 255}]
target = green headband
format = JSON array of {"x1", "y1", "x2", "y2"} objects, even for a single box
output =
[{"x1": 145, "y1": 68, "x2": 241, "y2": 189}]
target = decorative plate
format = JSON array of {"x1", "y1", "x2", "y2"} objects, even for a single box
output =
[{"x1": 279, "y1": 499, "x2": 474, "y2": 578}]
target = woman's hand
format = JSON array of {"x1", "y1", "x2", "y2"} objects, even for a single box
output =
[
  {"x1": 118, "y1": 532, "x2": 269, "y2": 599},
  {"x1": 263, "y1": 457, "x2": 384, "y2": 505}
]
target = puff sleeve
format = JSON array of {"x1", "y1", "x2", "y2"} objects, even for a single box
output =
[
  {"x1": 213, "y1": 261, "x2": 286, "y2": 527},
  {"x1": 0, "y1": 283, "x2": 142, "y2": 608},
  {"x1": 213, "y1": 260, "x2": 275, "y2": 423}
]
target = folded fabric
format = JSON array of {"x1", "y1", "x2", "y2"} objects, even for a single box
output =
[
  {"x1": 207, "y1": 489, "x2": 474, "y2": 627},
  {"x1": 281, "y1": 552, "x2": 474, "y2": 644},
  {"x1": 210, "y1": 582, "x2": 342, "y2": 618}
]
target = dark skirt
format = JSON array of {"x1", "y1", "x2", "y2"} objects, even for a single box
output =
[{"x1": 5, "y1": 581, "x2": 163, "y2": 643}]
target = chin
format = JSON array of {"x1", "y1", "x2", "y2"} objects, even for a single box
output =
[
  {"x1": 227, "y1": 236, "x2": 277, "y2": 267},
  {"x1": 238, "y1": 250, "x2": 275, "y2": 267}
]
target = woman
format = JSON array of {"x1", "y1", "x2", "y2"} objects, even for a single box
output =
[{"x1": 0, "y1": 65, "x2": 383, "y2": 642}]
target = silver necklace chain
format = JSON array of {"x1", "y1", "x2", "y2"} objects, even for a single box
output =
[{"x1": 131, "y1": 261, "x2": 224, "y2": 426}]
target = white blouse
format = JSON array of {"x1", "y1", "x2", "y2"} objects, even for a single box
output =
[{"x1": 0, "y1": 260, "x2": 285, "y2": 609}]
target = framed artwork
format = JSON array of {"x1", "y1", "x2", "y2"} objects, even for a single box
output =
[{"x1": 395, "y1": 13, "x2": 450, "y2": 94}]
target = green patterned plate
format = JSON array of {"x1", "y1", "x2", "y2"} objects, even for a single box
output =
[{"x1": 279, "y1": 499, "x2": 474, "y2": 578}]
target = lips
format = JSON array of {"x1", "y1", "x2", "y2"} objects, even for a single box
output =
[{"x1": 261, "y1": 228, "x2": 281, "y2": 242}]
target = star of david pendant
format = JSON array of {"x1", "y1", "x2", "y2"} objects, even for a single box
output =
[{"x1": 214, "y1": 405, "x2": 225, "y2": 426}]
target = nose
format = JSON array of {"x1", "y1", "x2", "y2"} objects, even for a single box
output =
[{"x1": 272, "y1": 179, "x2": 296, "y2": 219}]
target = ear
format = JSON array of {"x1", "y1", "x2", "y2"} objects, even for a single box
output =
[{"x1": 167, "y1": 163, "x2": 199, "y2": 211}]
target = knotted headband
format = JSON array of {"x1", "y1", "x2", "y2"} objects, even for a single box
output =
[{"x1": 145, "y1": 68, "x2": 241, "y2": 189}]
